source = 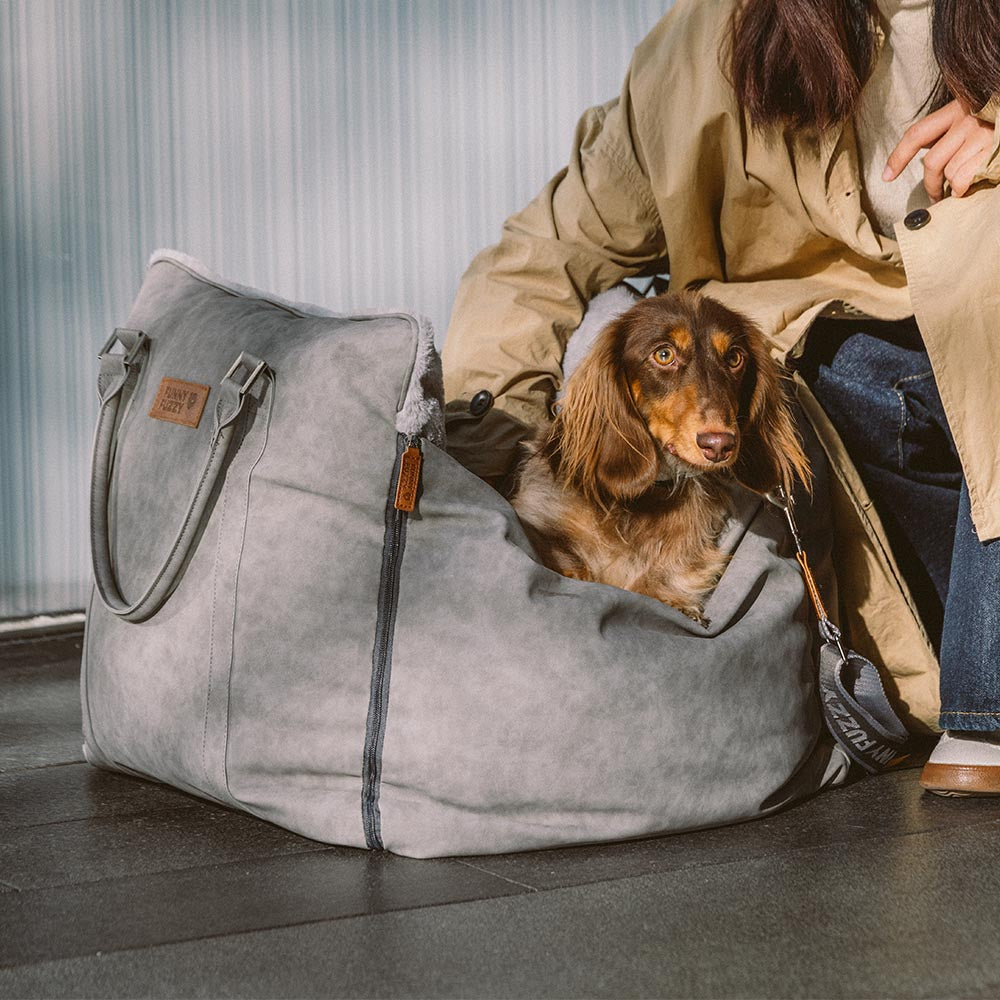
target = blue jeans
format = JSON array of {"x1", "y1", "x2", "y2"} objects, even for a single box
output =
[{"x1": 800, "y1": 318, "x2": 1000, "y2": 731}]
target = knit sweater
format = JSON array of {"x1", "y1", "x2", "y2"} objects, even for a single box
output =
[{"x1": 855, "y1": 0, "x2": 938, "y2": 237}]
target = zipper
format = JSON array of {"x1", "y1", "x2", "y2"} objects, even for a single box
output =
[{"x1": 362, "y1": 434, "x2": 423, "y2": 849}]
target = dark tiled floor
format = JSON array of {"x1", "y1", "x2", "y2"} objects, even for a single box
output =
[{"x1": 3, "y1": 632, "x2": 1000, "y2": 999}]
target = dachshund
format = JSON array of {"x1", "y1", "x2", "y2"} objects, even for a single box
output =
[{"x1": 510, "y1": 291, "x2": 810, "y2": 623}]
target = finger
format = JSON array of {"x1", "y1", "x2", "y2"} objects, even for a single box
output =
[
  {"x1": 947, "y1": 136, "x2": 996, "y2": 196},
  {"x1": 921, "y1": 123, "x2": 971, "y2": 201},
  {"x1": 884, "y1": 100, "x2": 964, "y2": 180},
  {"x1": 920, "y1": 116, "x2": 987, "y2": 200},
  {"x1": 948, "y1": 161, "x2": 977, "y2": 197}
]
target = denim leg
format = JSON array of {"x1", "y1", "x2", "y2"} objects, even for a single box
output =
[
  {"x1": 939, "y1": 483, "x2": 1000, "y2": 730},
  {"x1": 800, "y1": 319, "x2": 1000, "y2": 731},
  {"x1": 799, "y1": 320, "x2": 961, "y2": 643}
]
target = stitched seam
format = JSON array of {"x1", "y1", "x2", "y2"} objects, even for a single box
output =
[
  {"x1": 90, "y1": 400, "x2": 118, "y2": 577},
  {"x1": 223, "y1": 377, "x2": 276, "y2": 807},
  {"x1": 890, "y1": 370, "x2": 934, "y2": 473},
  {"x1": 940, "y1": 709, "x2": 1000, "y2": 715},
  {"x1": 893, "y1": 370, "x2": 935, "y2": 386},
  {"x1": 202, "y1": 460, "x2": 232, "y2": 785},
  {"x1": 93, "y1": 357, "x2": 149, "y2": 609},
  {"x1": 892, "y1": 388, "x2": 907, "y2": 472}
]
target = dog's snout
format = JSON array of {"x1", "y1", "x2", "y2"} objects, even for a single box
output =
[{"x1": 696, "y1": 431, "x2": 736, "y2": 463}]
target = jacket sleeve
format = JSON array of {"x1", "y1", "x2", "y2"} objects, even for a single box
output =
[{"x1": 441, "y1": 72, "x2": 667, "y2": 484}]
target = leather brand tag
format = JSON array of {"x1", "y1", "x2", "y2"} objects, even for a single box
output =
[
  {"x1": 149, "y1": 377, "x2": 211, "y2": 428},
  {"x1": 394, "y1": 446, "x2": 422, "y2": 512}
]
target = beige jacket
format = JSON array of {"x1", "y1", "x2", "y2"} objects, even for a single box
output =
[{"x1": 442, "y1": 0, "x2": 1000, "y2": 731}]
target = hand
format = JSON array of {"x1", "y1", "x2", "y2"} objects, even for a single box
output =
[{"x1": 883, "y1": 99, "x2": 996, "y2": 201}]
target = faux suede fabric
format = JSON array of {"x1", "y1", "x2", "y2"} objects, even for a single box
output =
[
  {"x1": 83, "y1": 255, "x2": 426, "y2": 848},
  {"x1": 380, "y1": 444, "x2": 837, "y2": 856},
  {"x1": 83, "y1": 252, "x2": 843, "y2": 858}
]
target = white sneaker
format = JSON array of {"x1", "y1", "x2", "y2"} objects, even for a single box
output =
[{"x1": 920, "y1": 731, "x2": 1000, "y2": 796}]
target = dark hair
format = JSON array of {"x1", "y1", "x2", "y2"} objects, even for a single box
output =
[
  {"x1": 727, "y1": 0, "x2": 1000, "y2": 131},
  {"x1": 933, "y1": 0, "x2": 1000, "y2": 111}
]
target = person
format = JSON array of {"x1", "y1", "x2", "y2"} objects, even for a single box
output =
[{"x1": 441, "y1": 0, "x2": 1000, "y2": 794}]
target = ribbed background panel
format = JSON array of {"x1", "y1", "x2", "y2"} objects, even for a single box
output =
[{"x1": 0, "y1": 0, "x2": 672, "y2": 618}]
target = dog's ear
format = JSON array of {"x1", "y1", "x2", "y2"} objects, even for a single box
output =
[
  {"x1": 733, "y1": 324, "x2": 811, "y2": 496},
  {"x1": 555, "y1": 316, "x2": 658, "y2": 506}
]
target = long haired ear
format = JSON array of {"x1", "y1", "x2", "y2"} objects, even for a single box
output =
[
  {"x1": 555, "y1": 318, "x2": 657, "y2": 507},
  {"x1": 733, "y1": 326, "x2": 812, "y2": 496}
]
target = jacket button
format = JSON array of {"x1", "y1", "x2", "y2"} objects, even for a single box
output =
[
  {"x1": 469, "y1": 389, "x2": 494, "y2": 417},
  {"x1": 904, "y1": 208, "x2": 930, "y2": 231}
]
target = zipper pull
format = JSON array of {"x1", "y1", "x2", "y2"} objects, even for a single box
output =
[{"x1": 394, "y1": 438, "x2": 422, "y2": 512}]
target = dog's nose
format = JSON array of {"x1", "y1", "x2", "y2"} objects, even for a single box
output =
[{"x1": 696, "y1": 432, "x2": 736, "y2": 463}]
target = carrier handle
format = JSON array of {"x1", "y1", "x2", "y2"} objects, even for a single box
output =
[
  {"x1": 767, "y1": 486, "x2": 915, "y2": 773},
  {"x1": 89, "y1": 329, "x2": 268, "y2": 623}
]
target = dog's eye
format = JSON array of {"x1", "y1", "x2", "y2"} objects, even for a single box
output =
[
  {"x1": 653, "y1": 346, "x2": 676, "y2": 366},
  {"x1": 725, "y1": 348, "x2": 745, "y2": 370}
]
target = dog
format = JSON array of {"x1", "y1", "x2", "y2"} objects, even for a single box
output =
[{"x1": 510, "y1": 291, "x2": 809, "y2": 622}]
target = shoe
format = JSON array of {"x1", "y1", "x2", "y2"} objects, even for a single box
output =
[{"x1": 920, "y1": 731, "x2": 1000, "y2": 796}]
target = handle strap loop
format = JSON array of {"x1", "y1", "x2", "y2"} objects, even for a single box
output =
[
  {"x1": 767, "y1": 486, "x2": 915, "y2": 773},
  {"x1": 90, "y1": 334, "x2": 269, "y2": 623}
]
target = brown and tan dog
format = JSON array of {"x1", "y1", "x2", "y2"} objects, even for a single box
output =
[{"x1": 510, "y1": 291, "x2": 809, "y2": 622}]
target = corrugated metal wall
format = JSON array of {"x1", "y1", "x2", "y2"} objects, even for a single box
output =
[{"x1": 0, "y1": 0, "x2": 671, "y2": 619}]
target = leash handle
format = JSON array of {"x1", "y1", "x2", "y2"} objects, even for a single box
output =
[
  {"x1": 766, "y1": 486, "x2": 914, "y2": 774},
  {"x1": 767, "y1": 487, "x2": 847, "y2": 659}
]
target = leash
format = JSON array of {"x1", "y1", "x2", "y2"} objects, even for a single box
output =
[{"x1": 767, "y1": 487, "x2": 916, "y2": 774}]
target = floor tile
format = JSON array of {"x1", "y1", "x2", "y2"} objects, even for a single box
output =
[
  {"x1": 0, "y1": 654, "x2": 83, "y2": 772},
  {"x1": 5, "y1": 632, "x2": 1000, "y2": 1000},
  {"x1": 0, "y1": 803, "x2": 323, "y2": 891},
  {"x1": 0, "y1": 763, "x2": 206, "y2": 829},
  {"x1": 0, "y1": 632, "x2": 83, "y2": 671},
  {"x1": 2, "y1": 821, "x2": 997, "y2": 999},
  {"x1": 461, "y1": 767, "x2": 1000, "y2": 891},
  {"x1": 0, "y1": 847, "x2": 528, "y2": 968}
]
